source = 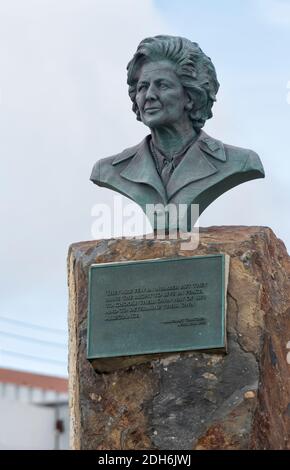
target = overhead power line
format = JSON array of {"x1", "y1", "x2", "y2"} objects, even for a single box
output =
[
  {"x1": 0, "y1": 331, "x2": 67, "y2": 349},
  {"x1": 0, "y1": 348, "x2": 67, "y2": 365},
  {"x1": 0, "y1": 316, "x2": 66, "y2": 335}
]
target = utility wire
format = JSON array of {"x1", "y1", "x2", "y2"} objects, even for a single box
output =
[
  {"x1": 0, "y1": 316, "x2": 66, "y2": 335},
  {"x1": 0, "y1": 331, "x2": 66, "y2": 349},
  {"x1": 0, "y1": 349, "x2": 67, "y2": 365}
]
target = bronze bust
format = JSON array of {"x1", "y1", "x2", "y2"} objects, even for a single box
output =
[{"x1": 90, "y1": 35, "x2": 264, "y2": 231}]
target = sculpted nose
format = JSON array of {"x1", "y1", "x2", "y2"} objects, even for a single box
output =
[{"x1": 145, "y1": 83, "x2": 158, "y2": 101}]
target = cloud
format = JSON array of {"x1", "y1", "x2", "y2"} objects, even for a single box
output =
[
  {"x1": 257, "y1": 0, "x2": 290, "y2": 25},
  {"x1": 0, "y1": 0, "x2": 167, "y2": 375},
  {"x1": 1, "y1": 0, "x2": 290, "y2": 377}
]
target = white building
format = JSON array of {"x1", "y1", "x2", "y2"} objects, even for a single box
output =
[{"x1": 0, "y1": 368, "x2": 69, "y2": 450}]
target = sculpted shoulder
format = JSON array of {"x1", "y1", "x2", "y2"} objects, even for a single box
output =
[
  {"x1": 90, "y1": 142, "x2": 140, "y2": 184},
  {"x1": 90, "y1": 135, "x2": 265, "y2": 185},
  {"x1": 223, "y1": 142, "x2": 265, "y2": 178},
  {"x1": 196, "y1": 131, "x2": 265, "y2": 178}
]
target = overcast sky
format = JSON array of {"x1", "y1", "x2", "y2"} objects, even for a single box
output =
[{"x1": 0, "y1": 0, "x2": 290, "y2": 377}]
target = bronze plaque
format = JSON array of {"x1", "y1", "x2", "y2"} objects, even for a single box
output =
[{"x1": 87, "y1": 254, "x2": 229, "y2": 359}]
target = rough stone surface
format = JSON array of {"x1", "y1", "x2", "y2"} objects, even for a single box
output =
[{"x1": 68, "y1": 226, "x2": 290, "y2": 450}]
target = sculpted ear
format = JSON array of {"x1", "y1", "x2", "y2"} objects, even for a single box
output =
[
  {"x1": 186, "y1": 87, "x2": 207, "y2": 112},
  {"x1": 184, "y1": 92, "x2": 194, "y2": 111},
  {"x1": 185, "y1": 88, "x2": 209, "y2": 128}
]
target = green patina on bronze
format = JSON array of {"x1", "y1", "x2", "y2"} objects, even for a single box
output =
[
  {"x1": 90, "y1": 35, "x2": 264, "y2": 231},
  {"x1": 87, "y1": 254, "x2": 228, "y2": 360}
]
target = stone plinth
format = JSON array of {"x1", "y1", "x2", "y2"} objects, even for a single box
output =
[{"x1": 68, "y1": 227, "x2": 290, "y2": 450}]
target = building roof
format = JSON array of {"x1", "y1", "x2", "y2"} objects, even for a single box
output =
[{"x1": 0, "y1": 368, "x2": 68, "y2": 393}]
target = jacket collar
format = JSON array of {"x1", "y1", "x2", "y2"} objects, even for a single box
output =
[
  {"x1": 112, "y1": 131, "x2": 226, "y2": 202},
  {"x1": 114, "y1": 136, "x2": 167, "y2": 202}
]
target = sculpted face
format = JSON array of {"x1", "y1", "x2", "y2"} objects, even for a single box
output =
[{"x1": 135, "y1": 60, "x2": 190, "y2": 129}]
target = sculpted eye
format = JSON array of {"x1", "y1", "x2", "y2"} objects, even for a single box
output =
[
  {"x1": 159, "y1": 82, "x2": 169, "y2": 90},
  {"x1": 137, "y1": 84, "x2": 147, "y2": 92}
]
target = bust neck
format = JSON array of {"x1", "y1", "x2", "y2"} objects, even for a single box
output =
[{"x1": 150, "y1": 121, "x2": 198, "y2": 159}]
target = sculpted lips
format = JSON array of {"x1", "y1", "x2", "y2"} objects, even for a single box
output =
[{"x1": 144, "y1": 106, "x2": 161, "y2": 112}]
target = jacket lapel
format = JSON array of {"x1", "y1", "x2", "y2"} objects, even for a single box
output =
[
  {"x1": 117, "y1": 136, "x2": 167, "y2": 203},
  {"x1": 112, "y1": 131, "x2": 226, "y2": 204},
  {"x1": 166, "y1": 131, "x2": 226, "y2": 200}
]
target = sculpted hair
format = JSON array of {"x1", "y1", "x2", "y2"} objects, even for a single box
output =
[{"x1": 127, "y1": 35, "x2": 219, "y2": 131}]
